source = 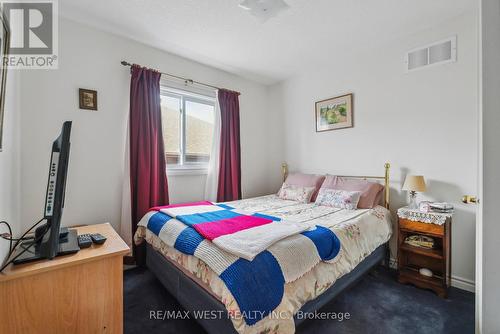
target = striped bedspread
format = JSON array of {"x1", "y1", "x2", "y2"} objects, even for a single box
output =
[
  {"x1": 136, "y1": 201, "x2": 342, "y2": 326},
  {"x1": 150, "y1": 201, "x2": 310, "y2": 260}
]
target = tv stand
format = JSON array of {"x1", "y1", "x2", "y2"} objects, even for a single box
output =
[
  {"x1": 0, "y1": 223, "x2": 129, "y2": 334},
  {"x1": 12, "y1": 229, "x2": 80, "y2": 265}
]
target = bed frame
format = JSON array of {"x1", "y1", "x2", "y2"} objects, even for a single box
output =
[
  {"x1": 281, "y1": 162, "x2": 391, "y2": 209},
  {"x1": 146, "y1": 163, "x2": 391, "y2": 333},
  {"x1": 147, "y1": 243, "x2": 387, "y2": 334}
]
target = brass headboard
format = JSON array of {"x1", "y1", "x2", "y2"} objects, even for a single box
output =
[{"x1": 281, "y1": 162, "x2": 391, "y2": 209}]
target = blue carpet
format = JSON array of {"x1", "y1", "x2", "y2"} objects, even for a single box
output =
[{"x1": 124, "y1": 266, "x2": 474, "y2": 334}]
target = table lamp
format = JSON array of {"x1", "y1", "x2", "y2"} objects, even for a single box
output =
[{"x1": 402, "y1": 175, "x2": 426, "y2": 209}]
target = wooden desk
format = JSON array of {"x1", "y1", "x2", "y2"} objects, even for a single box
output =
[{"x1": 0, "y1": 223, "x2": 130, "y2": 334}]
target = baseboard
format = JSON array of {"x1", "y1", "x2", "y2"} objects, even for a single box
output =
[
  {"x1": 389, "y1": 258, "x2": 475, "y2": 293},
  {"x1": 450, "y1": 275, "x2": 475, "y2": 292}
]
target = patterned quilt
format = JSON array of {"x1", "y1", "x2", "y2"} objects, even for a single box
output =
[
  {"x1": 136, "y1": 200, "x2": 342, "y2": 326},
  {"x1": 134, "y1": 195, "x2": 393, "y2": 333}
]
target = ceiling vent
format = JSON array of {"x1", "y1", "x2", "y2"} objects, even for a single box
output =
[
  {"x1": 238, "y1": 0, "x2": 289, "y2": 22},
  {"x1": 406, "y1": 36, "x2": 457, "y2": 72}
]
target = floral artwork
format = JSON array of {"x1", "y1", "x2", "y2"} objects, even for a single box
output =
[{"x1": 316, "y1": 93, "x2": 353, "y2": 132}]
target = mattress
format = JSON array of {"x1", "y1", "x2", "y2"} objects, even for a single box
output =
[{"x1": 135, "y1": 195, "x2": 392, "y2": 334}]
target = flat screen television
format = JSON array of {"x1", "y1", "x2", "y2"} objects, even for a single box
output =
[{"x1": 12, "y1": 121, "x2": 80, "y2": 264}]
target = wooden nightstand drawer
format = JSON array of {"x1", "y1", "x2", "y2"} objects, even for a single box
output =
[{"x1": 399, "y1": 218, "x2": 444, "y2": 236}]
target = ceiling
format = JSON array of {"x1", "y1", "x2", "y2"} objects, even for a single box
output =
[{"x1": 60, "y1": 0, "x2": 474, "y2": 85}]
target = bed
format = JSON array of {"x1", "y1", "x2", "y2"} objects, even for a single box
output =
[{"x1": 134, "y1": 163, "x2": 393, "y2": 334}]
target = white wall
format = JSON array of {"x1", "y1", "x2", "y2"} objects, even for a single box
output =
[
  {"x1": 269, "y1": 11, "x2": 478, "y2": 287},
  {"x1": 14, "y1": 11, "x2": 479, "y2": 292},
  {"x1": 168, "y1": 174, "x2": 206, "y2": 204},
  {"x1": 480, "y1": 0, "x2": 500, "y2": 332},
  {"x1": 0, "y1": 71, "x2": 21, "y2": 263},
  {"x1": 18, "y1": 18, "x2": 283, "y2": 233}
]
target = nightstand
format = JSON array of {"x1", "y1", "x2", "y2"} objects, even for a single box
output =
[{"x1": 396, "y1": 207, "x2": 452, "y2": 298}]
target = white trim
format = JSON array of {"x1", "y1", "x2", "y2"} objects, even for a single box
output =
[
  {"x1": 160, "y1": 77, "x2": 216, "y2": 99},
  {"x1": 476, "y1": 1, "x2": 483, "y2": 332},
  {"x1": 160, "y1": 84, "x2": 216, "y2": 102},
  {"x1": 389, "y1": 257, "x2": 475, "y2": 292},
  {"x1": 160, "y1": 85, "x2": 215, "y2": 171},
  {"x1": 167, "y1": 167, "x2": 208, "y2": 176},
  {"x1": 452, "y1": 275, "x2": 476, "y2": 293}
]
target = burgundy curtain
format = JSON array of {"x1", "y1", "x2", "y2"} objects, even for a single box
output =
[
  {"x1": 217, "y1": 89, "x2": 242, "y2": 202},
  {"x1": 129, "y1": 64, "x2": 169, "y2": 264}
]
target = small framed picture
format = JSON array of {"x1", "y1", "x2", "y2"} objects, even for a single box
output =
[
  {"x1": 315, "y1": 93, "x2": 353, "y2": 132},
  {"x1": 0, "y1": 10, "x2": 10, "y2": 151},
  {"x1": 79, "y1": 88, "x2": 98, "y2": 111}
]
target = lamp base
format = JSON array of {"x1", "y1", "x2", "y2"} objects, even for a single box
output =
[{"x1": 408, "y1": 191, "x2": 418, "y2": 209}]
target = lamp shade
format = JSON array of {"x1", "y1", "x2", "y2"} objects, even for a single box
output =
[{"x1": 402, "y1": 175, "x2": 427, "y2": 192}]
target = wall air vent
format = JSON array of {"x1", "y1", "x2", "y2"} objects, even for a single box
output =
[{"x1": 406, "y1": 36, "x2": 457, "y2": 72}]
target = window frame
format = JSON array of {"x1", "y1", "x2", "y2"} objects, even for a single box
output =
[{"x1": 160, "y1": 86, "x2": 215, "y2": 174}]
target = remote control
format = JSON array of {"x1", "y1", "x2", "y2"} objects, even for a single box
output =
[
  {"x1": 77, "y1": 234, "x2": 92, "y2": 248},
  {"x1": 90, "y1": 233, "x2": 107, "y2": 245}
]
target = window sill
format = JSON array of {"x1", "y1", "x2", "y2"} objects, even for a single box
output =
[{"x1": 167, "y1": 167, "x2": 208, "y2": 176}]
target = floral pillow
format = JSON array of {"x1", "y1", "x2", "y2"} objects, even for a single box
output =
[
  {"x1": 315, "y1": 188, "x2": 362, "y2": 210},
  {"x1": 278, "y1": 183, "x2": 316, "y2": 203}
]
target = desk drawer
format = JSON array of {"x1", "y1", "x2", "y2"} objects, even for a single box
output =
[{"x1": 399, "y1": 218, "x2": 444, "y2": 236}]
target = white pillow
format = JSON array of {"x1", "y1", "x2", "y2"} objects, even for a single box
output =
[
  {"x1": 315, "y1": 188, "x2": 362, "y2": 210},
  {"x1": 278, "y1": 183, "x2": 316, "y2": 203}
]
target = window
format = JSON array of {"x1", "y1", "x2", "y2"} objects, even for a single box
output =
[{"x1": 160, "y1": 86, "x2": 215, "y2": 170}]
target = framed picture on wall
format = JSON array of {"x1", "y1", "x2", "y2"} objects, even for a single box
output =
[
  {"x1": 79, "y1": 88, "x2": 98, "y2": 111},
  {"x1": 315, "y1": 93, "x2": 353, "y2": 132},
  {"x1": 0, "y1": 10, "x2": 10, "y2": 151}
]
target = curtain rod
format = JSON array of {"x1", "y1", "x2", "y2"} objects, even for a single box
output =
[{"x1": 120, "y1": 61, "x2": 241, "y2": 95}]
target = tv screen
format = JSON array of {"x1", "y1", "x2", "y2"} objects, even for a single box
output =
[
  {"x1": 40, "y1": 121, "x2": 72, "y2": 259},
  {"x1": 10, "y1": 121, "x2": 79, "y2": 265}
]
